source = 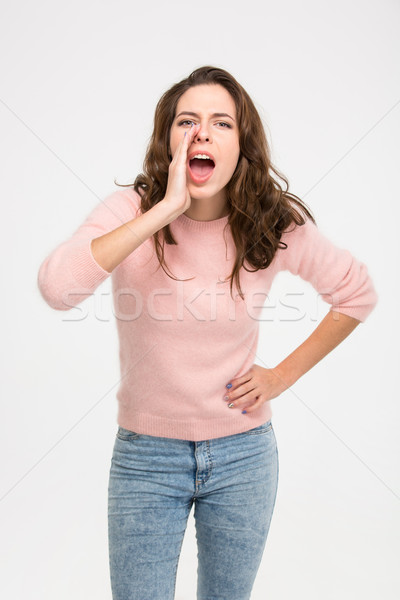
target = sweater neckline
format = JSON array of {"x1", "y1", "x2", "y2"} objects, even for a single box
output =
[{"x1": 175, "y1": 211, "x2": 230, "y2": 232}]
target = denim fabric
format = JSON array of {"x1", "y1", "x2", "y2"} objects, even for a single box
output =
[{"x1": 108, "y1": 420, "x2": 279, "y2": 600}]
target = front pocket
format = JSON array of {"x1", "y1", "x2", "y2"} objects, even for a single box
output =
[
  {"x1": 116, "y1": 426, "x2": 140, "y2": 441},
  {"x1": 246, "y1": 421, "x2": 273, "y2": 435}
]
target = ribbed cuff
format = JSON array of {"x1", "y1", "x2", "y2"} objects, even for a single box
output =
[
  {"x1": 70, "y1": 238, "x2": 111, "y2": 289},
  {"x1": 330, "y1": 301, "x2": 377, "y2": 323}
]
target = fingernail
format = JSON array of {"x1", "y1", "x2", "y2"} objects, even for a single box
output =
[
  {"x1": 242, "y1": 410, "x2": 247, "y2": 414},
  {"x1": 228, "y1": 403, "x2": 234, "y2": 408},
  {"x1": 226, "y1": 383, "x2": 232, "y2": 389},
  {"x1": 224, "y1": 395, "x2": 229, "y2": 401}
]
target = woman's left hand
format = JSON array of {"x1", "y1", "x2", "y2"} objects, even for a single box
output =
[{"x1": 224, "y1": 364, "x2": 288, "y2": 413}]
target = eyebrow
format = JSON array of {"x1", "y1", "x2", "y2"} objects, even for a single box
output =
[{"x1": 175, "y1": 111, "x2": 236, "y2": 122}]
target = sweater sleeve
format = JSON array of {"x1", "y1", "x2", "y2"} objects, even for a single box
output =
[
  {"x1": 277, "y1": 218, "x2": 378, "y2": 323},
  {"x1": 37, "y1": 188, "x2": 141, "y2": 311}
]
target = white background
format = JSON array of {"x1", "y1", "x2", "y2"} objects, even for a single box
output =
[{"x1": 1, "y1": 0, "x2": 399, "y2": 598}]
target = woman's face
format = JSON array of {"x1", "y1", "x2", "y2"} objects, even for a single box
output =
[{"x1": 169, "y1": 84, "x2": 240, "y2": 205}]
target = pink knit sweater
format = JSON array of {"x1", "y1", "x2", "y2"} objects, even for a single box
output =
[{"x1": 37, "y1": 188, "x2": 378, "y2": 441}]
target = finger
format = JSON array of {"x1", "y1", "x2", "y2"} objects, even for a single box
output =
[
  {"x1": 225, "y1": 382, "x2": 257, "y2": 403},
  {"x1": 243, "y1": 396, "x2": 265, "y2": 414},
  {"x1": 171, "y1": 124, "x2": 197, "y2": 166},
  {"x1": 170, "y1": 136, "x2": 186, "y2": 164},
  {"x1": 185, "y1": 123, "x2": 200, "y2": 147},
  {"x1": 228, "y1": 372, "x2": 253, "y2": 391},
  {"x1": 227, "y1": 389, "x2": 258, "y2": 409},
  {"x1": 231, "y1": 395, "x2": 262, "y2": 413}
]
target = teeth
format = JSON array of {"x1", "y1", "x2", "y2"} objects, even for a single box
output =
[{"x1": 192, "y1": 154, "x2": 212, "y2": 160}]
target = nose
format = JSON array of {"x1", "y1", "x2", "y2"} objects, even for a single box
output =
[{"x1": 194, "y1": 123, "x2": 212, "y2": 143}]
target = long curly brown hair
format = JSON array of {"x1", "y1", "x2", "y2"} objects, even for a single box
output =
[{"x1": 115, "y1": 65, "x2": 315, "y2": 300}]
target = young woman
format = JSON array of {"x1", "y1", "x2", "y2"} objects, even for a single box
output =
[{"x1": 38, "y1": 66, "x2": 378, "y2": 600}]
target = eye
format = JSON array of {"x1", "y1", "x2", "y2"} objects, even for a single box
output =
[
  {"x1": 216, "y1": 122, "x2": 232, "y2": 128},
  {"x1": 178, "y1": 119, "x2": 196, "y2": 126}
]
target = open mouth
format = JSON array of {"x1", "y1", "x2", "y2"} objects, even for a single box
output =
[{"x1": 188, "y1": 154, "x2": 216, "y2": 183}]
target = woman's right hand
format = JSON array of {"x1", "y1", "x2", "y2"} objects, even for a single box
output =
[{"x1": 162, "y1": 123, "x2": 200, "y2": 219}]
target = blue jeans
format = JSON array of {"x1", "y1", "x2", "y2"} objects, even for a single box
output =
[{"x1": 108, "y1": 420, "x2": 279, "y2": 600}]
